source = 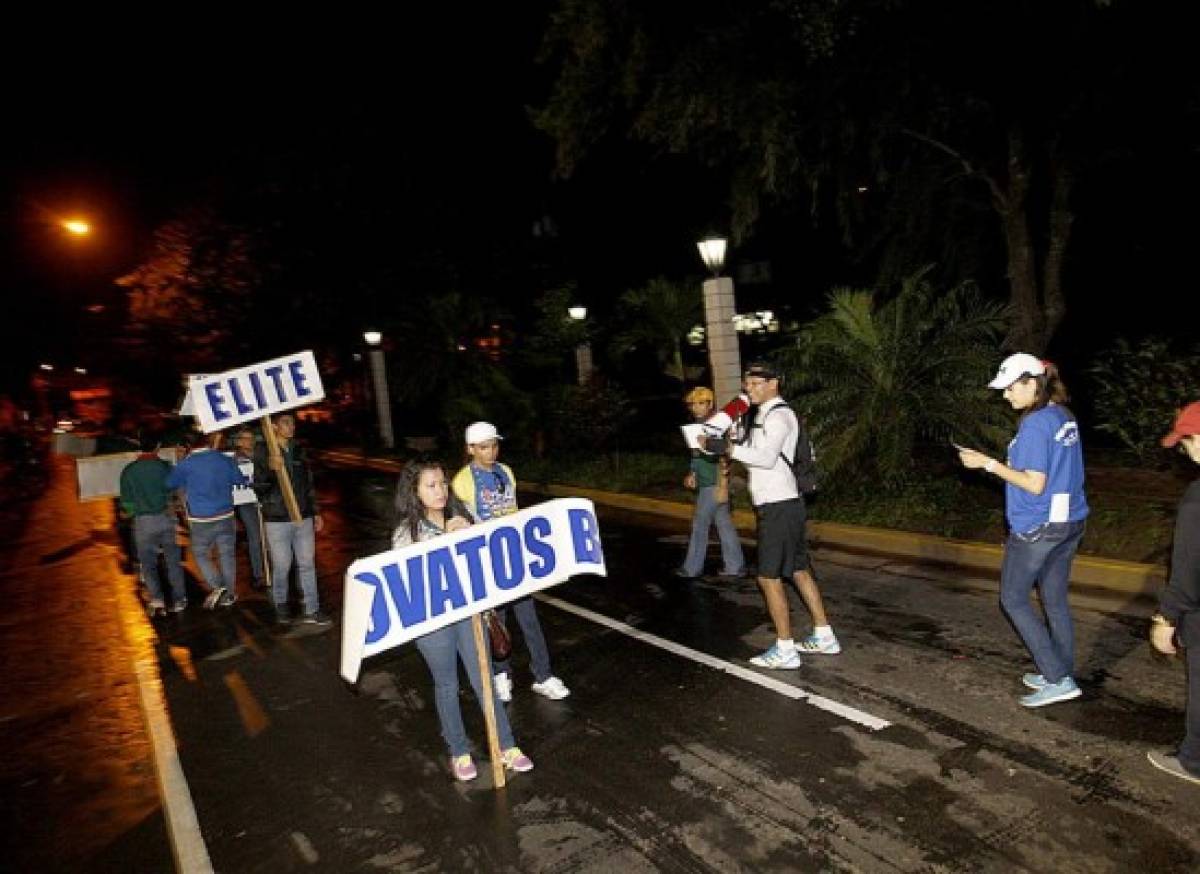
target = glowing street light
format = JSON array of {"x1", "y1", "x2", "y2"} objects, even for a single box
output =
[
  {"x1": 696, "y1": 234, "x2": 741, "y2": 403},
  {"x1": 362, "y1": 331, "x2": 394, "y2": 450},
  {"x1": 62, "y1": 219, "x2": 90, "y2": 236},
  {"x1": 566, "y1": 306, "x2": 592, "y2": 384}
]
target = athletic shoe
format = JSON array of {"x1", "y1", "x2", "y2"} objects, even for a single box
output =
[
  {"x1": 148, "y1": 599, "x2": 166, "y2": 618},
  {"x1": 451, "y1": 754, "x2": 477, "y2": 782},
  {"x1": 798, "y1": 633, "x2": 841, "y2": 655},
  {"x1": 501, "y1": 747, "x2": 534, "y2": 773},
  {"x1": 1146, "y1": 750, "x2": 1200, "y2": 786},
  {"x1": 1019, "y1": 676, "x2": 1082, "y2": 708},
  {"x1": 169, "y1": 600, "x2": 188, "y2": 613},
  {"x1": 300, "y1": 611, "x2": 333, "y2": 626},
  {"x1": 531, "y1": 676, "x2": 571, "y2": 700},
  {"x1": 1022, "y1": 673, "x2": 1048, "y2": 690},
  {"x1": 203, "y1": 588, "x2": 226, "y2": 610},
  {"x1": 218, "y1": 591, "x2": 236, "y2": 607},
  {"x1": 749, "y1": 644, "x2": 802, "y2": 670},
  {"x1": 273, "y1": 606, "x2": 293, "y2": 626},
  {"x1": 493, "y1": 672, "x2": 513, "y2": 703}
]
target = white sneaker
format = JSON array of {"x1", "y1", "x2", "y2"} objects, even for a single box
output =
[
  {"x1": 493, "y1": 672, "x2": 513, "y2": 702},
  {"x1": 798, "y1": 633, "x2": 841, "y2": 655},
  {"x1": 531, "y1": 676, "x2": 571, "y2": 700},
  {"x1": 203, "y1": 588, "x2": 226, "y2": 610}
]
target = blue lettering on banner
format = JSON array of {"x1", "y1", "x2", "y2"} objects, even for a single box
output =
[
  {"x1": 228, "y1": 378, "x2": 254, "y2": 415},
  {"x1": 247, "y1": 371, "x2": 267, "y2": 407},
  {"x1": 387, "y1": 556, "x2": 427, "y2": 627},
  {"x1": 569, "y1": 509, "x2": 603, "y2": 564},
  {"x1": 428, "y1": 548, "x2": 467, "y2": 616},
  {"x1": 489, "y1": 527, "x2": 525, "y2": 590},
  {"x1": 264, "y1": 365, "x2": 287, "y2": 403},
  {"x1": 204, "y1": 383, "x2": 230, "y2": 421},
  {"x1": 454, "y1": 535, "x2": 489, "y2": 600},
  {"x1": 357, "y1": 571, "x2": 389, "y2": 645},
  {"x1": 523, "y1": 516, "x2": 556, "y2": 578},
  {"x1": 289, "y1": 360, "x2": 312, "y2": 397}
]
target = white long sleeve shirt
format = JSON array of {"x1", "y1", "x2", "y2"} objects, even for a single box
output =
[{"x1": 730, "y1": 397, "x2": 800, "y2": 507}]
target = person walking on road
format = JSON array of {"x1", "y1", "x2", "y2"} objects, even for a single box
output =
[
  {"x1": 957, "y1": 353, "x2": 1089, "y2": 708},
  {"x1": 166, "y1": 430, "x2": 248, "y2": 610},
  {"x1": 395, "y1": 457, "x2": 534, "y2": 782},
  {"x1": 451, "y1": 421, "x2": 570, "y2": 702},
  {"x1": 253, "y1": 413, "x2": 331, "y2": 626},
  {"x1": 230, "y1": 426, "x2": 269, "y2": 590},
  {"x1": 677, "y1": 387, "x2": 745, "y2": 581},
  {"x1": 119, "y1": 432, "x2": 186, "y2": 616},
  {"x1": 701, "y1": 362, "x2": 840, "y2": 669},
  {"x1": 1147, "y1": 401, "x2": 1200, "y2": 785}
]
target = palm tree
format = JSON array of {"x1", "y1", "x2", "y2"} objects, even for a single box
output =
[
  {"x1": 610, "y1": 277, "x2": 702, "y2": 381},
  {"x1": 776, "y1": 266, "x2": 1008, "y2": 487}
]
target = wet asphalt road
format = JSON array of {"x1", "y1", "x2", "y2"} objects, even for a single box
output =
[{"x1": 3, "y1": 458, "x2": 1200, "y2": 872}]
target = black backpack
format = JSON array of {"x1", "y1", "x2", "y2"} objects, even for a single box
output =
[{"x1": 763, "y1": 402, "x2": 820, "y2": 495}]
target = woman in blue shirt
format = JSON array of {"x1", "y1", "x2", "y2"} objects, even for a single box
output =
[{"x1": 958, "y1": 353, "x2": 1089, "y2": 708}]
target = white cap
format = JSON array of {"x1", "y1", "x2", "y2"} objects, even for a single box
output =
[
  {"x1": 988, "y1": 353, "x2": 1045, "y2": 389},
  {"x1": 464, "y1": 421, "x2": 502, "y2": 445}
]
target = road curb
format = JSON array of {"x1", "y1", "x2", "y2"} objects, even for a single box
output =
[
  {"x1": 537, "y1": 486, "x2": 1167, "y2": 600},
  {"x1": 318, "y1": 450, "x2": 1167, "y2": 600}
]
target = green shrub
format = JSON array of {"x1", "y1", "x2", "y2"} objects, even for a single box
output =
[{"x1": 1088, "y1": 337, "x2": 1200, "y2": 464}]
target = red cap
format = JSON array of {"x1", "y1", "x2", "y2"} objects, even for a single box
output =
[{"x1": 1162, "y1": 401, "x2": 1200, "y2": 448}]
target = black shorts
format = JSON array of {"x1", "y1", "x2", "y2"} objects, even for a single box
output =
[{"x1": 755, "y1": 498, "x2": 809, "y2": 579}]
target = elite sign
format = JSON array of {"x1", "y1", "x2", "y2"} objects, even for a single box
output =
[
  {"x1": 340, "y1": 498, "x2": 606, "y2": 682},
  {"x1": 187, "y1": 350, "x2": 325, "y2": 433}
]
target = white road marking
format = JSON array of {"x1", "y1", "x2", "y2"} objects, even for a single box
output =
[
  {"x1": 114, "y1": 560, "x2": 214, "y2": 872},
  {"x1": 538, "y1": 594, "x2": 891, "y2": 731}
]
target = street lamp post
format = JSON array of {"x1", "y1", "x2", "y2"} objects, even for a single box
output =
[
  {"x1": 567, "y1": 306, "x2": 593, "y2": 385},
  {"x1": 363, "y1": 331, "x2": 395, "y2": 450},
  {"x1": 697, "y1": 236, "x2": 742, "y2": 402}
]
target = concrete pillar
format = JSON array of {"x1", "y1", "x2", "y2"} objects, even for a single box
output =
[
  {"x1": 703, "y1": 276, "x2": 742, "y2": 402},
  {"x1": 368, "y1": 347, "x2": 395, "y2": 450},
  {"x1": 574, "y1": 342, "x2": 594, "y2": 385}
]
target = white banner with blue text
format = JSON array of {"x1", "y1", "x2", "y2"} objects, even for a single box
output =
[
  {"x1": 187, "y1": 351, "x2": 325, "y2": 433},
  {"x1": 340, "y1": 498, "x2": 606, "y2": 682}
]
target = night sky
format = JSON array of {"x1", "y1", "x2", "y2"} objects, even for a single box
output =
[{"x1": 2, "y1": 7, "x2": 1197, "y2": 400}]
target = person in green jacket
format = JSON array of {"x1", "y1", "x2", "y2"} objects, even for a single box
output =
[{"x1": 120, "y1": 432, "x2": 186, "y2": 617}]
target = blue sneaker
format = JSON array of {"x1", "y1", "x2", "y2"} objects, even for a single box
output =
[
  {"x1": 1020, "y1": 677, "x2": 1081, "y2": 708},
  {"x1": 749, "y1": 644, "x2": 801, "y2": 670},
  {"x1": 798, "y1": 633, "x2": 841, "y2": 655},
  {"x1": 1022, "y1": 673, "x2": 1047, "y2": 690}
]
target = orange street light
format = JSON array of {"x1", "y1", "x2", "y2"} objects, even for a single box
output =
[{"x1": 62, "y1": 219, "x2": 90, "y2": 236}]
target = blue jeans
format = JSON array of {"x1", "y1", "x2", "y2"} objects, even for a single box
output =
[
  {"x1": 236, "y1": 503, "x2": 267, "y2": 584},
  {"x1": 493, "y1": 597, "x2": 552, "y2": 683},
  {"x1": 415, "y1": 619, "x2": 516, "y2": 758},
  {"x1": 190, "y1": 517, "x2": 236, "y2": 595},
  {"x1": 1177, "y1": 611, "x2": 1200, "y2": 775},
  {"x1": 682, "y1": 485, "x2": 745, "y2": 577},
  {"x1": 266, "y1": 518, "x2": 320, "y2": 614},
  {"x1": 999, "y1": 520, "x2": 1085, "y2": 684},
  {"x1": 134, "y1": 513, "x2": 185, "y2": 604}
]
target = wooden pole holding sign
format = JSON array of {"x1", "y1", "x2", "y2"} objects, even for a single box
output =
[
  {"x1": 471, "y1": 613, "x2": 506, "y2": 789},
  {"x1": 260, "y1": 415, "x2": 303, "y2": 523}
]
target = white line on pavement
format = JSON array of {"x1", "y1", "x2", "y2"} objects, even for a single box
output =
[
  {"x1": 112, "y1": 553, "x2": 214, "y2": 873},
  {"x1": 538, "y1": 594, "x2": 891, "y2": 732}
]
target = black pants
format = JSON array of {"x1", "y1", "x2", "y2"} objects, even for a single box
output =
[{"x1": 1178, "y1": 611, "x2": 1200, "y2": 775}]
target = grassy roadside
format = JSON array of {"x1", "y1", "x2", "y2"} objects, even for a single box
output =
[{"x1": 510, "y1": 451, "x2": 1188, "y2": 566}]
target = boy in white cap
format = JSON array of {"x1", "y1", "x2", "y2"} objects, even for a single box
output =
[{"x1": 452, "y1": 422, "x2": 571, "y2": 701}]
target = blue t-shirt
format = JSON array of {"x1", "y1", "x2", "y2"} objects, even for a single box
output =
[{"x1": 1005, "y1": 404, "x2": 1089, "y2": 533}]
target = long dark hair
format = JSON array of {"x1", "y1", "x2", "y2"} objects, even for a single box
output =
[
  {"x1": 1018, "y1": 362, "x2": 1074, "y2": 422},
  {"x1": 393, "y1": 456, "x2": 472, "y2": 542}
]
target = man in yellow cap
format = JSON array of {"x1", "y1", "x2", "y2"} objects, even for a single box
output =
[{"x1": 677, "y1": 387, "x2": 745, "y2": 580}]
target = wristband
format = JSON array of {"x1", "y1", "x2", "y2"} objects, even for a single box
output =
[{"x1": 985, "y1": 459, "x2": 997, "y2": 474}]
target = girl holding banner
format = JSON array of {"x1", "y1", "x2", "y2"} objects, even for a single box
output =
[{"x1": 393, "y1": 457, "x2": 534, "y2": 781}]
